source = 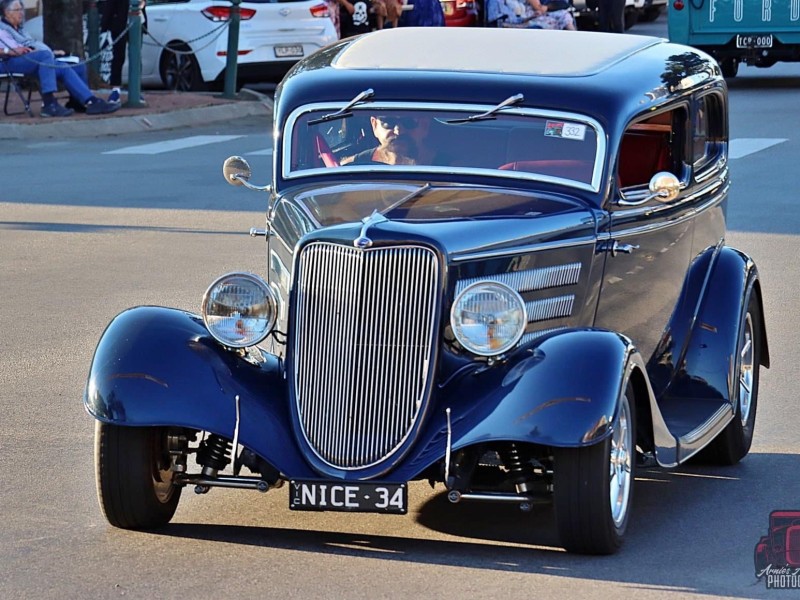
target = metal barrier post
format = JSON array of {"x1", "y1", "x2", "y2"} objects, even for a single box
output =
[
  {"x1": 221, "y1": 0, "x2": 241, "y2": 99},
  {"x1": 126, "y1": 0, "x2": 145, "y2": 108},
  {"x1": 87, "y1": 1, "x2": 100, "y2": 77}
]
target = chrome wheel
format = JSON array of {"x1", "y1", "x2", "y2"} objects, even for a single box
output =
[
  {"x1": 738, "y1": 312, "x2": 754, "y2": 426},
  {"x1": 609, "y1": 397, "x2": 632, "y2": 527}
]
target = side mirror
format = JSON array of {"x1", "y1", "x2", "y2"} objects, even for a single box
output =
[
  {"x1": 616, "y1": 171, "x2": 682, "y2": 207},
  {"x1": 222, "y1": 156, "x2": 272, "y2": 193},
  {"x1": 222, "y1": 155, "x2": 252, "y2": 187},
  {"x1": 648, "y1": 171, "x2": 681, "y2": 203}
]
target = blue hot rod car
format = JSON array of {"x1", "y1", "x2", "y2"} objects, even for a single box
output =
[{"x1": 86, "y1": 28, "x2": 769, "y2": 554}]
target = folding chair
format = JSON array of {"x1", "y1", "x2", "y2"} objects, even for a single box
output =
[{"x1": 0, "y1": 60, "x2": 34, "y2": 118}]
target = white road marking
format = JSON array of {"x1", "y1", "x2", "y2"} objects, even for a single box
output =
[
  {"x1": 247, "y1": 148, "x2": 273, "y2": 156},
  {"x1": 729, "y1": 138, "x2": 788, "y2": 160},
  {"x1": 104, "y1": 135, "x2": 245, "y2": 155}
]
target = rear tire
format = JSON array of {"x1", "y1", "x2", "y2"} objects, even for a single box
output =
[
  {"x1": 720, "y1": 58, "x2": 739, "y2": 78},
  {"x1": 161, "y1": 43, "x2": 207, "y2": 92},
  {"x1": 95, "y1": 422, "x2": 181, "y2": 529},
  {"x1": 553, "y1": 388, "x2": 636, "y2": 554},
  {"x1": 695, "y1": 291, "x2": 761, "y2": 465}
]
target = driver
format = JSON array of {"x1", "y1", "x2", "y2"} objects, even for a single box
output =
[{"x1": 343, "y1": 115, "x2": 436, "y2": 165}]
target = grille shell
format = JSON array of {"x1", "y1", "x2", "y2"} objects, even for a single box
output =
[{"x1": 293, "y1": 242, "x2": 440, "y2": 470}]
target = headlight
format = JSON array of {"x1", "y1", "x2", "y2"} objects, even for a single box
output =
[
  {"x1": 450, "y1": 281, "x2": 526, "y2": 356},
  {"x1": 202, "y1": 273, "x2": 277, "y2": 348}
]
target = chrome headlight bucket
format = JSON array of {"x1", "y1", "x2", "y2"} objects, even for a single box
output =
[
  {"x1": 450, "y1": 281, "x2": 527, "y2": 356},
  {"x1": 202, "y1": 272, "x2": 277, "y2": 348}
]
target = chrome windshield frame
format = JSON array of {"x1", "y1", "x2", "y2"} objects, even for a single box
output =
[{"x1": 281, "y1": 102, "x2": 607, "y2": 193}]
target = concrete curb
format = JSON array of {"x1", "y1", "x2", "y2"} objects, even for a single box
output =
[{"x1": 0, "y1": 90, "x2": 274, "y2": 140}]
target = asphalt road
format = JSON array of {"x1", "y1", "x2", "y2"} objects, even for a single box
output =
[{"x1": 2, "y1": 17, "x2": 799, "y2": 599}]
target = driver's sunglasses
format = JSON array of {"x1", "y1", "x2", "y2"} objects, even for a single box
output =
[{"x1": 376, "y1": 117, "x2": 419, "y2": 130}]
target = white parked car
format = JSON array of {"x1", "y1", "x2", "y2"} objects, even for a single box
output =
[{"x1": 26, "y1": 0, "x2": 338, "y2": 91}]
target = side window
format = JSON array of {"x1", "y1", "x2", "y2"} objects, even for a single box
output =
[
  {"x1": 692, "y1": 93, "x2": 725, "y2": 172},
  {"x1": 618, "y1": 107, "x2": 687, "y2": 190}
]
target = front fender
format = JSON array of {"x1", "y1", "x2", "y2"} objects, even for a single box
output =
[
  {"x1": 84, "y1": 306, "x2": 317, "y2": 478},
  {"x1": 398, "y1": 329, "x2": 649, "y2": 482}
]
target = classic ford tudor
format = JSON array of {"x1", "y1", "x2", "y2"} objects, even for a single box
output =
[{"x1": 86, "y1": 28, "x2": 769, "y2": 554}]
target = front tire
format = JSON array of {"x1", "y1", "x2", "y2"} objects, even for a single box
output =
[
  {"x1": 553, "y1": 389, "x2": 635, "y2": 554},
  {"x1": 696, "y1": 291, "x2": 761, "y2": 465},
  {"x1": 95, "y1": 422, "x2": 182, "y2": 529}
]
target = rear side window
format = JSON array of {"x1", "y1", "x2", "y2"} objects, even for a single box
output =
[
  {"x1": 692, "y1": 93, "x2": 725, "y2": 172},
  {"x1": 618, "y1": 107, "x2": 687, "y2": 189}
]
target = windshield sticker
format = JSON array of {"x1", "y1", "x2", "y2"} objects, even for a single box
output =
[{"x1": 545, "y1": 121, "x2": 587, "y2": 141}]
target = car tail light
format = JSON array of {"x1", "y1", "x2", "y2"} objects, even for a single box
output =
[
  {"x1": 672, "y1": 0, "x2": 684, "y2": 9},
  {"x1": 309, "y1": 3, "x2": 330, "y2": 17},
  {"x1": 201, "y1": 6, "x2": 257, "y2": 21}
]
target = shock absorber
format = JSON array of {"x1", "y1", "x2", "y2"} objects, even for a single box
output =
[
  {"x1": 196, "y1": 434, "x2": 232, "y2": 478},
  {"x1": 502, "y1": 443, "x2": 531, "y2": 494}
]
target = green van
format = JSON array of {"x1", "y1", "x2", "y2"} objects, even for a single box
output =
[{"x1": 668, "y1": 0, "x2": 800, "y2": 77}]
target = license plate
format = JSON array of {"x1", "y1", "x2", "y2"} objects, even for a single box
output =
[
  {"x1": 274, "y1": 44, "x2": 304, "y2": 58},
  {"x1": 443, "y1": 2, "x2": 454, "y2": 14},
  {"x1": 736, "y1": 34, "x2": 773, "y2": 49},
  {"x1": 289, "y1": 480, "x2": 407, "y2": 514}
]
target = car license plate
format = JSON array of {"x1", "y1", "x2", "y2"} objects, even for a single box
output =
[
  {"x1": 443, "y1": 2, "x2": 454, "y2": 15},
  {"x1": 274, "y1": 44, "x2": 304, "y2": 58},
  {"x1": 289, "y1": 480, "x2": 407, "y2": 514},
  {"x1": 736, "y1": 34, "x2": 773, "y2": 49}
]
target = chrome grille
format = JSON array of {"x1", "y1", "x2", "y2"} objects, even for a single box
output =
[{"x1": 294, "y1": 242, "x2": 439, "y2": 470}]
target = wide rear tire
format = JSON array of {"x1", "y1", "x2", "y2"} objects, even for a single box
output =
[
  {"x1": 95, "y1": 422, "x2": 182, "y2": 529},
  {"x1": 553, "y1": 389, "x2": 635, "y2": 554}
]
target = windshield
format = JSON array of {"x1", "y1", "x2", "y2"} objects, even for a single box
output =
[{"x1": 284, "y1": 105, "x2": 604, "y2": 191}]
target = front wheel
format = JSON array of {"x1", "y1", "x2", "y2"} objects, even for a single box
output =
[
  {"x1": 553, "y1": 389, "x2": 636, "y2": 554},
  {"x1": 95, "y1": 422, "x2": 182, "y2": 529}
]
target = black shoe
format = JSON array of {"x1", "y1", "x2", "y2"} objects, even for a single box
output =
[
  {"x1": 41, "y1": 103, "x2": 74, "y2": 118},
  {"x1": 65, "y1": 97, "x2": 87, "y2": 113},
  {"x1": 86, "y1": 98, "x2": 121, "y2": 115}
]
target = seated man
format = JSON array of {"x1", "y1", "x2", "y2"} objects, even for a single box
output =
[
  {"x1": 342, "y1": 114, "x2": 440, "y2": 166},
  {"x1": 0, "y1": 0, "x2": 118, "y2": 117},
  {"x1": 486, "y1": 0, "x2": 575, "y2": 30}
]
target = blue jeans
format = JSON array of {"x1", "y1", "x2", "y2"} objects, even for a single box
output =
[{"x1": 1, "y1": 50, "x2": 93, "y2": 104}]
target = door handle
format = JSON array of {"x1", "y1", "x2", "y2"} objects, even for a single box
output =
[{"x1": 598, "y1": 241, "x2": 639, "y2": 257}]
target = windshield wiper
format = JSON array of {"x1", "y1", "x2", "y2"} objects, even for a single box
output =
[
  {"x1": 444, "y1": 93, "x2": 524, "y2": 124},
  {"x1": 381, "y1": 183, "x2": 432, "y2": 215},
  {"x1": 308, "y1": 88, "x2": 375, "y2": 125}
]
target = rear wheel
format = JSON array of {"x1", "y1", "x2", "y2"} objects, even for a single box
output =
[
  {"x1": 696, "y1": 291, "x2": 761, "y2": 465},
  {"x1": 95, "y1": 422, "x2": 182, "y2": 529},
  {"x1": 720, "y1": 58, "x2": 739, "y2": 78},
  {"x1": 161, "y1": 43, "x2": 207, "y2": 92},
  {"x1": 553, "y1": 389, "x2": 635, "y2": 554}
]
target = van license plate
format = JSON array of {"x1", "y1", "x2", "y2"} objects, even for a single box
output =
[
  {"x1": 289, "y1": 480, "x2": 407, "y2": 513},
  {"x1": 736, "y1": 34, "x2": 773, "y2": 49},
  {"x1": 275, "y1": 44, "x2": 304, "y2": 58}
]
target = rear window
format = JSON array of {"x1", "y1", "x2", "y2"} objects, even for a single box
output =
[{"x1": 284, "y1": 105, "x2": 604, "y2": 191}]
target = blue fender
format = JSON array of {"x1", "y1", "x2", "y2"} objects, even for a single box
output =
[
  {"x1": 669, "y1": 246, "x2": 769, "y2": 405},
  {"x1": 84, "y1": 306, "x2": 318, "y2": 478},
  {"x1": 390, "y1": 329, "x2": 657, "y2": 481}
]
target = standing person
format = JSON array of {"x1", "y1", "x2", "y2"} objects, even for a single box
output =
[
  {"x1": 597, "y1": 0, "x2": 625, "y2": 33},
  {"x1": 0, "y1": 0, "x2": 119, "y2": 116},
  {"x1": 336, "y1": 0, "x2": 376, "y2": 38},
  {"x1": 398, "y1": 0, "x2": 445, "y2": 27},
  {"x1": 101, "y1": 0, "x2": 147, "y2": 104}
]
